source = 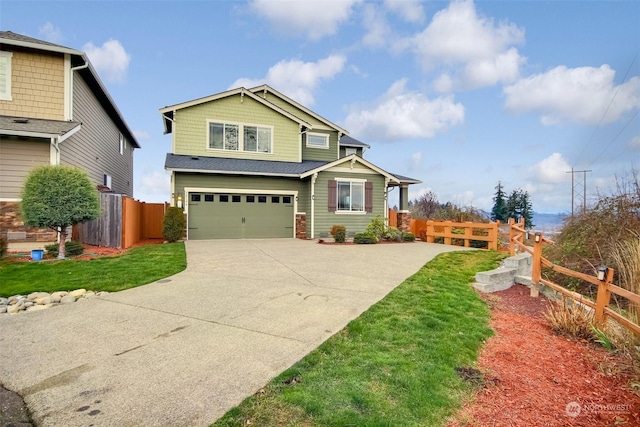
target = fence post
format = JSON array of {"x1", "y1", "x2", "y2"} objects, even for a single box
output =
[
  {"x1": 508, "y1": 218, "x2": 516, "y2": 256},
  {"x1": 594, "y1": 267, "x2": 614, "y2": 326},
  {"x1": 530, "y1": 232, "x2": 543, "y2": 297},
  {"x1": 444, "y1": 223, "x2": 452, "y2": 246}
]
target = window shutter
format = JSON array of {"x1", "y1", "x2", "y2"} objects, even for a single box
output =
[
  {"x1": 365, "y1": 182, "x2": 373, "y2": 213},
  {"x1": 328, "y1": 180, "x2": 337, "y2": 212}
]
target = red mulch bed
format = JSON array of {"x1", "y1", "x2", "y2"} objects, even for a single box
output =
[
  {"x1": 449, "y1": 285, "x2": 640, "y2": 426},
  {"x1": 4, "y1": 239, "x2": 164, "y2": 262}
]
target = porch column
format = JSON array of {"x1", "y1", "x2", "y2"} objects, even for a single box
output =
[{"x1": 397, "y1": 184, "x2": 411, "y2": 232}]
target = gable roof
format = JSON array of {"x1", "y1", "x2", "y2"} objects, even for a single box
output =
[
  {"x1": 300, "y1": 154, "x2": 400, "y2": 183},
  {"x1": 0, "y1": 31, "x2": 140, "y2": 148},
  {"x1": 249, "y1": 85, "x2": 349, "y2": 135},
  {"x1": 159, "y1": 87, "x2": 313, "y2": 134}
]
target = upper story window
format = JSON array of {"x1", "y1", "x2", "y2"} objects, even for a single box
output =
[
  {"x1": 119, "y1": 133, "x2": 125, "y2": 155},
  {"x1": 208, "y1": 121, "x2": 272, "y2": 153},
  {"x1": 345, "y1": 147, "x2": 357, "y2": 156},
  {"x1": 0, "y1": 51, "x2": 13, "y2": 101},
  {"x1": 306, "y1": 132, "x2": 329, "y2": 149}
]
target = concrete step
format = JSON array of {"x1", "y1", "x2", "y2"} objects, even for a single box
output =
[
  {"x1": 473, "y1": 267, "x2": 517, "y2": 292},
  {"x1": 503, "y1": 252, "x2": 533, "y2": 276}
]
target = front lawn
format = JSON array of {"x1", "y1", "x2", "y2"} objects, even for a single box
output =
[
  {"x1": 214, "y1": 250, "x2": 504, "y2": 427},
  {"x1": 0, "y1": 243, "x2": 186, "y2": 297}
]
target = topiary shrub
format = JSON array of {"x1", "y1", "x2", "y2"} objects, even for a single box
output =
[
  {"x1": 354, "y1": 231, "x2": 378, "y2": 244},
  {"x1": 330, "y1": 225, "x2": 347, "y2": 243},
  {"x1": 402, "y1": 232, "x2": 416, "y2": 242},
  {"x1": 45, "y1": 241, "x2": 84, "y2": 257},
  {"x1": 163, "y1": 207, "x2": 185, "y2": 243}
]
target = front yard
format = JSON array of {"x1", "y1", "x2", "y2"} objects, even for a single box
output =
[{"x1": 0, "y1": 242, "x2": 186, "y2": 297}]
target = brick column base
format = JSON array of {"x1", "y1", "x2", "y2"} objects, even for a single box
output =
[
  {"x1": 0, "y1": 201, "x2": 58, "y2": 242},
  {"x1": 397, "y1": 211, "x2": 412, "y2": 232},
  {"x1": 295, "y1": 213, "x2": 307, "y2": 239}
]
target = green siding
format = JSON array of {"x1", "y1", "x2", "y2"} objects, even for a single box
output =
[
  {"x1": 302, "y1": 131, "x2": 340, "y2": 162},
  {"x1": 313, "y1": 171, "x2": 386, "y2": 238},
  {"x1": 174, "y1": 94, "x2": 300, "y2": 162}
]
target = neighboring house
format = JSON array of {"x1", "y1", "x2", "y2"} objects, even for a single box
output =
[
  {"x1": 0, "y1": 31, "x2": 139, "y2": 241},
  {"x1": 160, "y1": 85, "x2": 419, "y2": 239}
]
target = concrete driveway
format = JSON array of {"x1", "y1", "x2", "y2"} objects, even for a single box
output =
[{"x1": 0, "y1": 239, "x2": 466, "y2": 426}]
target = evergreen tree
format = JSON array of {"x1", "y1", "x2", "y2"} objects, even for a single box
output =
[
  {"x1": 490, "y1": 181, "x2": 508, "y2": 222},
  {"x1": 506, "y1": 188, "x2": 535, "y2": 229}
]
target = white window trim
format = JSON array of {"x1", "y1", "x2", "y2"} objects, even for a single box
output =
[
  {"x1": 119, "y1": 133, "x2": 124, "y2": 155},
  {"x1": 0, "y1": 51, "x2": 13, "y2": 101},
  {"x1": 306, "y1": 132, "x2": 329, "y2": 149},
  {"x1": 206, "y1": 120, "x2": 274, "y2": 154},
  {"x1": 334, "y1": 178, "x2": 366, "y2": 214},
  {"x1": 345, "y1": 147, "x2": 357, "y2": 156}
]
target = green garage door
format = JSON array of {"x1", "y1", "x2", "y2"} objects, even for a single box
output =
[{"x1": 188, "y1": 193, "x2": 294, "y2": 239}]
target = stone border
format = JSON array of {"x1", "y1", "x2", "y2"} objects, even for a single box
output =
[{"x1": 0, "y1": 289, "x2": 109, "y2": 315}]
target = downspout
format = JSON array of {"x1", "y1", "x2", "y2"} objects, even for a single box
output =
[
  {"x1": 68, "y1": 58, "x2": 89, "y2": 120},
  {"x1": 311, "y1": 173, "x2": 318, "y2": 239},
  {"x1": 50, "y1": 137, "x2": 60, "y2": 165},
  {"x1": 384, "y1": 178, "x2": 390, "y2": 225}
]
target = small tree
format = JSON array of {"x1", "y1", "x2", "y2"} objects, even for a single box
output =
[{"x1": 21, "y1": 166, "x2": 100, "y2": 259}]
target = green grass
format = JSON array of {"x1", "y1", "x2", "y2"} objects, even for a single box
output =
[
  {"x1": 213, "y1": 250, "x2": 505, "y2": 427},
  {"x1": 0, "y1": 243, "x2": 186, "y2": 297}
]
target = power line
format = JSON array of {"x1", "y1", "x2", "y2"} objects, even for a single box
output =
[{"x1": 575, "y1": 51, "x2": 639, "y2": 168}]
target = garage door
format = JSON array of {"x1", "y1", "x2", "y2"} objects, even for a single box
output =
[{"x1": 187, "y1": 193, "x2": 294, "y2": 239}]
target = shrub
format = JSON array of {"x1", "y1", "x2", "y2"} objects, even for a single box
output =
[
  {"x1": 354, "y1": 231, "x2": 378, "y2": 244},
  {"x1": 544, "y1": 297, "x2": 595, "y2": 341},
  {"x1": 45, "y1": 241, "x2": 84, "y2": 257},
  {"x1": 330, "y1": 225, "x2": 347, "y2": 243},
  {"x1": 382, "y1": 226, "x2": 401, "y2": 241},
  {"x1": 0, "y1": 236, "x2": 7, "y2": 258},
  {"x1": 365, "y1": 215, "x2": 385, "y2": 241},
  {"x1": 162, "y1": 207, "x2": 185, "y2": 243},
  {"x1": 401, "y1": 232, "x2": 415, "y2": 242}
]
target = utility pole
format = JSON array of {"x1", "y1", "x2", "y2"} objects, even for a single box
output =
[{"x1": 566, "y1": 168, "x2": 592, "y2": 217}]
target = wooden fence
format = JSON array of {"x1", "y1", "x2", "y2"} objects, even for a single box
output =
[
  {"x1": 73, "y1": 193, "x2": 167, "y2": 249},
  {"x1": 509, "y1": 218, "x2": 640, "y2": 336},
  {"x1": 411, "y1": 219, "x2": 498, "y2": 250}
]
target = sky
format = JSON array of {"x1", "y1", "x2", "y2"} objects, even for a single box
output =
[{"x1": 2, "y1": 0, "x2": 639, "y2": 214}]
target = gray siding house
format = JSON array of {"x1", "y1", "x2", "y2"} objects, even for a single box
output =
[
  {"x1": 0, "y1": 31, "x2": 139, "y2": 241},
  {"x1": 161, "y1": 85, "x2": 419, "y2": 240}
]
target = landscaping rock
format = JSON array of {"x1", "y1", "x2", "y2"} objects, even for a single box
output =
[
  {"x1": 60, "y1": 295, "x2": 76, "y2": 304},
  {"x1": 0, "y1": 288, "x2": 102, "y2": 317},
  {"x1": 69, "y1": 289, "x2": 86, "y2": 298}
]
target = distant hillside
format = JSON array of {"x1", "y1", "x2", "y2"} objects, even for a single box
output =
[{"x1": 476, "y1": 210, "x2": 567, "y2": 233}]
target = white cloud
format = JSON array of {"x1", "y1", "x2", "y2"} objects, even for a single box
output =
[
  {"x1": 630, "y1": 136, "x2": 640, "y2": 151},
  {"x1": 39, "y1": 22, "x2": 63, "y2": 44},
  {"x1": 230, "y1": 54, "x2": 346, "y2": 106},
  {"x1": 343, "y1": 78, "x2": 465, "y2": 141},
  {"x1": 249, "y1": 0, "x2": 361, "y2": 40},
  {"x1": 529, "y1": 153, "x2": 571, "y2": 184},
  {"x1": 362, "y1": 4, "x2": 391, "y2": 48},
  {"x1": 504, "y1": 65, "x2": 640, "y2": 125},
  {"x1": 406, "y1": 0, "x2": 525, "y2": 90},
  {"x1": 384, "y1": 0, "x2": 425, "y2": 23},
  {"x1": 139, "y1": 171, "x2": 170, "y2": 199},
  {"x1": 83, "y1": 39, "x2": 131, "y2": 83}
]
